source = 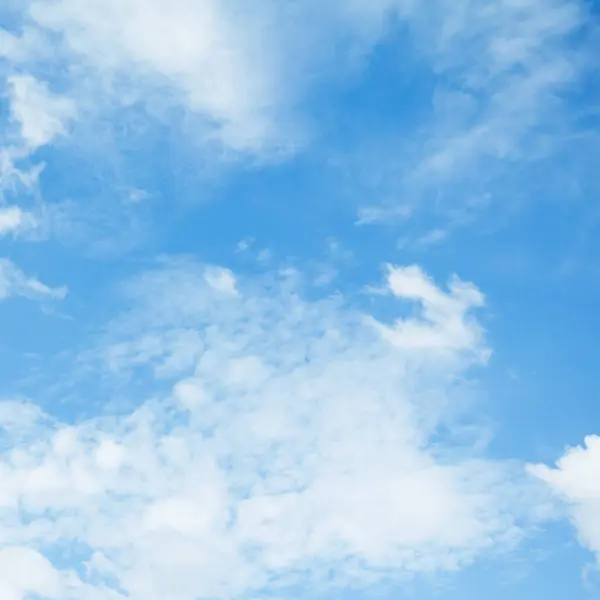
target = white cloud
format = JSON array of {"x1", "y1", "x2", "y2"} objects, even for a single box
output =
[
  {"x1": 0, "y1": 147, "x2": 41, "y2": 195},
  {"x1": 410, "y1": 0, "x2": 585, "y2": 179},
  {"x1": 0, "y1": 398, "x2": 47, "y2": 433},
  {"x1": 0, "y1": 206, "x2": 23, "y2": 234},
  {"x1": 341, "y1": 0, "x2": 592, "y2": 225},
  {"x1": 0, "y1": 261, "x2": 542, "y2": 599},
  {"x1": 371, "y1": 265, "x2": 487, "y2": 358},
  {"x1": 0, "y1": 258, "x2": 67, "y2": 300},
  {"x1": 0, "y1": 547, "x2": 60, "y2": 600},
  {"x1": 0, "y1": 0, "x2": 586, "y2": 169},
  {"x1": 355, "y1": 205, "x2": 413, "y2": 226},
  {"x1": 8, "y1": 74, "x2": 76, "y2": 149},
  {"x1": 101, "y1": 329, "x2": 205, "y2": 379},
  {"x1": 3, "y1": 0, "x2": 368, "y2": 155},
  {"x1": 529, "y1": 435, "x2": 600, "y2": 564},
  {"x1": 204, "y1": 266, "x2": 238, "y2": 295},
  {"x1": 0, "y1": 205, "x2": 37, "y2": 237},
  {"x1": 24, "y1": 0, "x2": 323, "y2": 153}
]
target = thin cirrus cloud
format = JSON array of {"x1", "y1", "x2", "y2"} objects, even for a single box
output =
[
  {"x1": 411, "y1": 0, "x2": 584, "y2": 180},
  {"x1": 0, "y1": 258, "x2": 66, "y2": 301},
  {"x1": 0, "y1": 260, "x2": 545, "y2": 600}
]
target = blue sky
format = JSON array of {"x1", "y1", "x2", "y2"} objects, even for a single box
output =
[{"x1": 1, "y1": 1, "x2": 600, "y2": 599}]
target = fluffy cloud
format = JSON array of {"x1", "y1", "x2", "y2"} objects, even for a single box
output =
[
  {"x1": 0, "y1": 261, "x2": 540, "y2": 599},
  {"x1": 0, "y1": 205, "x2": 38, "y2": 237},
  {"x1": 27, "y1": 0, "x2": 289, "y2": 151},
  {"x1": 0, "y1": 547, "x2": 60, "y2": 600},
  {"x1": 529, "y1": 436, "x2": 600, "y2": 563},
  {"x1": 203, "y1": 266, "x2": 238, "y2": 296},
  {"x1": 372, "y1": 264, "x2": 487, "y2": 357},
  {"x1": 0, "y1": 1, "x2": 591, "y2": 594}
]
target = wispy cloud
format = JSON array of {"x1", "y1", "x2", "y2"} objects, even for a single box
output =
[
  {"x1": 411, "y1": 0, "x2": 586, "y2": 177},
  {"x1": 1, "y1": 0, "x2": 592, "y2": 210},
  {"x1": 0, "y1": 258, "x2": 67, "y2": 300},
  {"x1": 345, "y1": 0, "x2": 595, "y2": 226}
]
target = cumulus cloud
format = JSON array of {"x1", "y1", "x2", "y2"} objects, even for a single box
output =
[
  {"x1": 529, "y1": 436, "x2": 600, "y2": 564},
  {"x1": 0, "y1": 261, "x2": 541, "y2": 599},
  {"x1": 0, "y1": 258, "x2": 67, "y2": 300},
  {"x1": 0, "y1": 547, "x2": 60, "y2": 600}
]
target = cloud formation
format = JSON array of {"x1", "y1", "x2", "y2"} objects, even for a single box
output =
[
  {"x1": 0, "y1": 261, "x2": 537, "y2": 599},
  {"x1": 529, "y1": 436, "x2": 600, "y2": 564},
  {"x1": 1, "y1": 0, "x2": 586, "y2": 164},
  {"x1": 0, "y1": 206, "x2": 26, "y2": 236},
  {"x1": 412, "y1": 0, "x2": 585, "y2": 180},
  {"x1": 0, "y1": 1, "x2": 597, "y2": 596},
  {"x1": 373, "y1": 264, "x2": 487, "y2": 356},
  {"x1": 8, "y1": 74, "x2": 77, "y2": 149}
]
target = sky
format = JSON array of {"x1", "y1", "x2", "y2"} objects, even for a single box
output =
[{"x1": 0, "y1": 1, "x2": 600, "y2": 599}]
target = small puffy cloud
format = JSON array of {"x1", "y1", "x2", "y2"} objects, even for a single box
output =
[
  {"x1": 528, "y1": 435, "x2": 600, "y2": 563},
  {"x1": 8, "y1": 74, "x2": 76, "y2": 149},
  {"x1": 0, "y1": 206, "x2": 37, "y2": 237},
  {"x1": 372, "y1": 265, "x2": 486, "y2": 358},
  {"x1": 0, "y1": 206, "x2": 24, "y2": 234},
  {"x1": 0, "y1": 261, "x2": 542, "y2": 599},
  {"x1": 204, "y1": 266, "x2": 238, "y2": 295},
  {"x1": 1, "y1": 0, "x2": 395, "y2": 155},
  {"x1": 0, "y1": 258, "x2": 67, "y2": 300}
]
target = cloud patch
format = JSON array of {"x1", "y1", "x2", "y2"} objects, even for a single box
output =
[
  {"x1": 0, "y1": 261, "x2": 542, "y2": 599},
  {"x1": 529, "y1": 436, "x2": 600, "y2": 564},
  {"x1": 8, "y1": 74, "x2": 76, "y2": 149},
  {"x1": 0, "y1": 258, "x2": 67, "y2": 301}
]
